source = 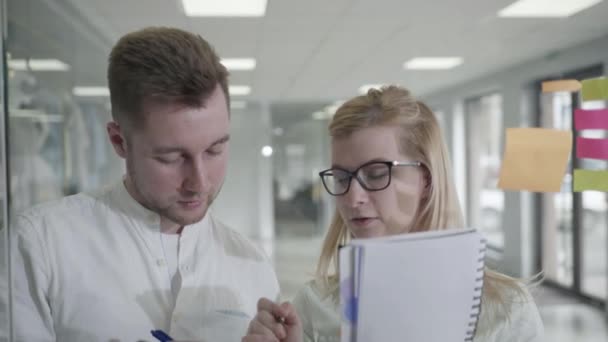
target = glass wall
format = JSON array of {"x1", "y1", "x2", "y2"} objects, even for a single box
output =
[
  {"x1": 269, "y1": 102, "x2": 332, "y2": 299},
  {"x1": 465, "y1": 93, "x2": 505, "y2": 248},
  {"x1": 540, "y1": 91, "x2": 575, "y2": 288},
  {"x1": 0, "y1": 0, "x2": 606, "y2": 334},
  {"x1": 1, "y1": 2, "x2": 121, "y2": 337},
  {"x1": 0, "y1": 1, "x2": 10, "y2": 340},
  {"x1": 6, "y1": 0, "x2": 121, "y2": 218},
  {"x1": 579, "y1": 100, "x2": 608, "y2": 300},
  {"x1": 538, "y1": 65, "x2": 607, "y2": 302},
  {"x1": 271, "y1": 103, "x2": 331, "y2": 238}
]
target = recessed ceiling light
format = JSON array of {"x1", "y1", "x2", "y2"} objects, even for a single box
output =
[
  {"x1": 358, "y1": 84, "x2": 385, "y2": 94},
  {"x1": 8, "y1": 60, "x2": 27, "y2": 70},
  {"x1": 261, "y1": 145, "x2": 273, "y2": 157},
  {"x1": 11, "y1": 109, "x2": 64, "y2": 123},
  {"x1": 404, "y1": 57, "x2": 463, "y2": 70},
  {"x1": 9, "y1": 59, "x2": 70, "y2": 71},
  {"x1": 324, "y1": 101, "x2": 345, "y2": 115},
  {"x1": 182, "y1": 0, "x2": 267, "y2": 17},
  {"x1": 221, "y1": 58, "x2": 256, "y2": 71},
  {"x1": 312, "y1": 111, "x2": 327, "y2": 120},
  {"x1": 229, "y1": 85, "x2": 251, "y2": 96},
  {"x1": 498, "y1": 0, "x2": 603, "y2": 18},
  {"x1": 73, "y1": 86, "x2": 110, "y2": 97},
  {"x1": 231, "y1": 100, "x2": 247, "y2": 109}
]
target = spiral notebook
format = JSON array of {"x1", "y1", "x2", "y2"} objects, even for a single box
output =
[{"x1": 339, "y1": 229, "x2": 486, "y2": 342}]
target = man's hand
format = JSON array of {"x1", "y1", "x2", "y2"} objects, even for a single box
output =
[{"x1": 242, "y1": 298, "x2": 302, "y2": 342}]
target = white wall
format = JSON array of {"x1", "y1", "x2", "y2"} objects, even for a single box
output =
[{"x1": 423, "y1": 34, "x2": 608, "y2": 278}]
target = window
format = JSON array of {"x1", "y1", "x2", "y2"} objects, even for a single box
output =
[
  {"x1": 537, "y1": 65, "x2": 606, "y2": 302},
  {"x1": 466, "y1": 94, "x2": 505, "y2": 248},
  {"x1": 579, "y1": 99, "x2": 608, "y2": 299}
]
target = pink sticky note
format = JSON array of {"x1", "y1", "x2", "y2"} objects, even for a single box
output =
[
  {"x1": 574, "y1": 108, "x2": 608, "y2": 130},
  {"x1": 577, "y1": 137, "x2": 608, "y2": 160}
]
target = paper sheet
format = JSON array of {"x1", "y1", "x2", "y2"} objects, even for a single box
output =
[
  {"x1": 498, "y1": 128, "x2": 572, "y2": 192},
  {"x1": 541, "y1": 79, "x2": 582, "y2": 93},
  {"x1": 353, "y1": 230, "x2": 484, "y2": 342},
  {"x1": 339, "y1": 246, "x2": 357, "y2": 342}
]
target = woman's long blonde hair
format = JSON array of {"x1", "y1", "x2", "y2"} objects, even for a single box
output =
[{"x1": 315, "y1": 85, "x2": 526, "y2": 315}]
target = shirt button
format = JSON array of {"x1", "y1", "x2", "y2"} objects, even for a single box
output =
[
  {"x1": 156, "y1": 259, "x2": 165, "y2": 267},
  {"x1": 182, "y1": 265, "x2": 190, "y2": 272}
]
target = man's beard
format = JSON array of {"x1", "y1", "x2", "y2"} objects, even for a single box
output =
[
  {"x1": 126, "y1": 158, "x2": 224, "y2": 226},
  {"x1": 152, "y1": 192, "x2": 216, "y2": 226},
  {"x1": 132, "y1": 177, "x2": 216, "y2": 226}
]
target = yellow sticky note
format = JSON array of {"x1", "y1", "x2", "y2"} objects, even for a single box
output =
[
  {"x1": 542, "y1": 80, "x2": 582, "y2": 93},
  {"x1": 573, "y1": 169, "x2": 608, "y2": 192},
  {"x1": 581, "y1": 77, "x2": 608, "y2": 101},
  {"x1": 498, "y1": 128, "x2": 572, "y2": 192}
]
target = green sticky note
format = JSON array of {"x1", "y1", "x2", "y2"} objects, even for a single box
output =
[
  {"x1": 573, "y1": 169, "x2": 608, "y2": 192},
  {"x1": 581, "y1": 77, "x2": 608, "y2": 101}
]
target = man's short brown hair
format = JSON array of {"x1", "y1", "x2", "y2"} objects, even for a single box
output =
[{"x1": 107, "y1": 27, "x2": 229, "y2": 129}]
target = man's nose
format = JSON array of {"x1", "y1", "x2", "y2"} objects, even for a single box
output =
[{"x1": 182, "y1": 158, "x2": 207, "y2": 193}]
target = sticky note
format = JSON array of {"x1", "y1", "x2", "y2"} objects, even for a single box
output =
[
  {"x1": 577, "y1": 137, "x2": 608, "y2": 160},
  {"x1": 574, "y1": 108, "x2": 608, "y2": 130},
  {"x1": 498, "y1": 128, "x2": 572, "y2": 192},
  {"x1": 541, "y1": 80, "x2": 581, "y2": 93},
  {"x1": 574, "y1": 169, "x2": 608, "y2": 192},
  {"x1": 581, "y1": 77, "x2": 608, "y2": 101}
]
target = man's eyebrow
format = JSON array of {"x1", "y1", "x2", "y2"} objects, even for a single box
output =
[
  {"x1": 151, "y1": 135, "x2": 230, "y2": 154},
  {"x1": 152, "y1": 146, "x2": 184, "y2": 154},
  {"x1": 210, "y1": 134, "x2": 230, "y2": 147}
]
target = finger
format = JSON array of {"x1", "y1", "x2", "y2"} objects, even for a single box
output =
[
  {"x1": 257, "y1": 297, "x2": 289, "y2": 321},
  {"x1": 247, "y1": 319, "x2": 280, "y2": 338},
  {"x1": 256, "y1": 311, "x2": 287, "y2": 339},
  {"x1": 279, "y1": 301, "x2": 301, "y2": 326},
  {"x1": 242, "y1": 334, "x2": 279, "y2": 342}
]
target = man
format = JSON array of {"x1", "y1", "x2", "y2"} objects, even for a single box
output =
[{"x1": 4, "y1": 27, "x2": 279, "y2": 341}]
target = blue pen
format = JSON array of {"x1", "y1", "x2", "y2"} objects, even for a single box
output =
[{"x1": 151, "y1": 329, "x2": 173, "y2": 342}]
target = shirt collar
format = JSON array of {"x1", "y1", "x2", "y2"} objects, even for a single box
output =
[{"x1": 108, "y1": 179, "x2": 211, "y2": 235}]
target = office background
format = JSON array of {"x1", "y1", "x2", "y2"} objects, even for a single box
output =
[{"x1": 1, "y1": 1, "x2": 607, "y2": 340}]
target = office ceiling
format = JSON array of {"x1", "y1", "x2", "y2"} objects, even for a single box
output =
[{"x1": 7, "y1": 0, "x2": 608, "y2": 103}]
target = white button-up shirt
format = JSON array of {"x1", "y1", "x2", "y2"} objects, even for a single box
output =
[{"x1": 5, "y1": 181, "x2": 279, "y2": 342}]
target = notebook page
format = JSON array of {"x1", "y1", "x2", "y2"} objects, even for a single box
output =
[{"x1": 355, "y1": 230, "x2": 484, "y2": 342}]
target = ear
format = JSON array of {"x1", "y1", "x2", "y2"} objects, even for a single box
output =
[{"x1": 107, "y1": 121, "x2": 128, "y2": 159}]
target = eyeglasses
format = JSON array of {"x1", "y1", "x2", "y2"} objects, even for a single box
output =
[{"x1": 318, "y1": 160, "x2": 422, "y2": 196}]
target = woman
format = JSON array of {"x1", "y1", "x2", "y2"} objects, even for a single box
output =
[{"x1": 243, "y1": 85, "x2": 544, "y2": 342}]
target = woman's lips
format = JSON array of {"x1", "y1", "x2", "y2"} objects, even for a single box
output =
[{"x1": 351, "y1": 217, "x2": 377, "y2": 227}]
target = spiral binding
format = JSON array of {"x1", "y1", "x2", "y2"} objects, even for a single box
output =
[{"x1": 464, "y1": 237, "x2": 487, "y2": 342}]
